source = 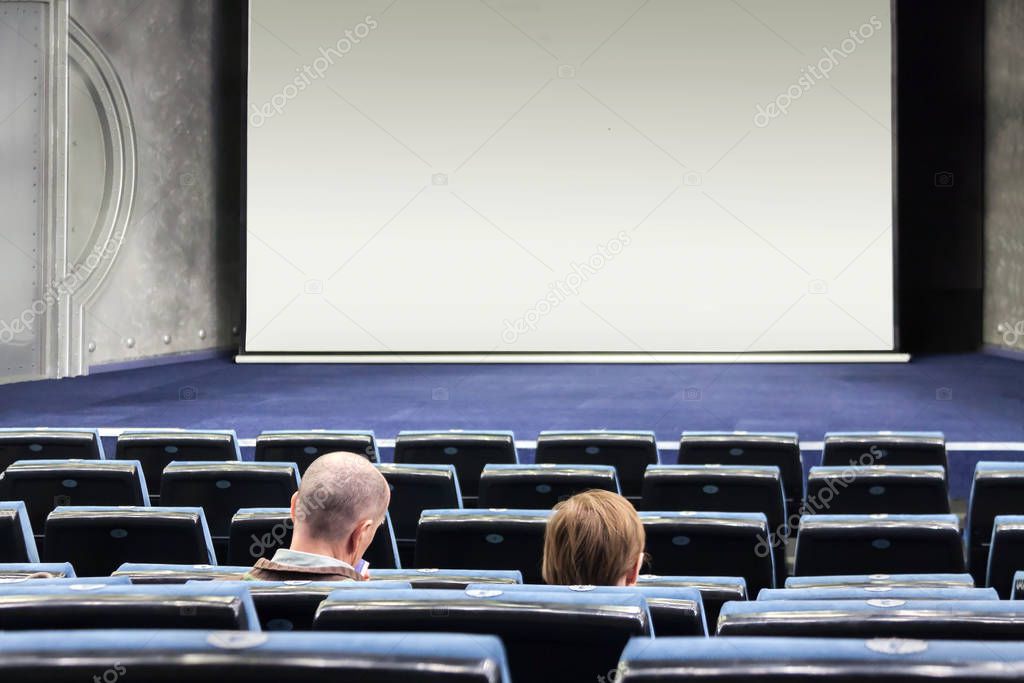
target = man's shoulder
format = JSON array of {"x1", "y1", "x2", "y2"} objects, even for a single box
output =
[{"x1": 245, "y1": 557, "x2": 363, "y2": 582}]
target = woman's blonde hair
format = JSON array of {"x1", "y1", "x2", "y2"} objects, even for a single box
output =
[{"x1": 542, "y1": 489, "x2": 646, "y2": 586}]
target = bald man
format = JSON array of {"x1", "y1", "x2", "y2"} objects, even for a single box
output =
[{"x1": 245, "y1": 451, "x2": 390, "y2": 581}]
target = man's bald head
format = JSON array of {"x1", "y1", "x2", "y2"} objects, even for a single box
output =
[{"x1": 294, "y1": 451, "x2": 390, "y2": 542}]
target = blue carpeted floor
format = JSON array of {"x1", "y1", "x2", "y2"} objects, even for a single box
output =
[{"x1": 0, "y1": 352, "x2": 1021, "y2": 498}]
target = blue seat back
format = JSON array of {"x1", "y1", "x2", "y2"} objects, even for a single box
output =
[
  {"x1": 113, "y1": 562, "x2": 250, "y2": 583},
  {"x1": 0, "y1": 502, "x2": 38, "y2": 563},
  {"x1": 370, "y1": 568, "x2": 523, "y2": 589},
  {"x1": 534, "y1": 430, "x2": 657, "y2": 498},
  {"x1": 619, "y1": 636, "x2": 1024, "y2": 682},
  {"x1": 43, "y1": 506, "x2": 215, "y2": 576},
  {"x1": 197, "y1": 579, "x2": 413, "y2": 631},
  {"x1": 821, "y1": 432, "x2": 947, "y2": 470},
  {"x1": 0, "y1": 630, "x2": 511, "y2": 682},
  {"x1": 806, "y1": 465, "x2": 949, "y2": 515},
  {"x1": 784, "y1": 573, "x2": 975, "y2": 589},
  {"x1": 757, "y1": 586, "x2": 998, "y2": 600},
  {"x1": 414, "y1": 509, "x2": 549, "y2": 582},
  {"x1": 464, "y1": 582, "x2": 707, "y2": 636},
  {"x1": 115, "y1": 430, "x2": 241, "y2": 498},
  {"x1": 394, "y1": 431, "x2": 517, "y2": 501},
  {"x1": 254, "y1": 430, "x2": 379, "y2": 472},
  {"x1": 794, "y1": 514, "x2": 965, "y2": 576},
  {"x1": 375, "y1": 463, "x2": 461, "y2": 547},
  {"x1": 477, "y1": 464, "x2": 620, "y2": 509},
  {"x1": 968, "y1": 463, "x2": 1024, "y2": 580},
  {"x1": 717, "y1": 599, "x2": 1024, "y2": 639},
  {"x1": 678, "y1": 432, "x2": 803, "y2": 508},
  {"x1": 315, "y1": 588, "x2": 650, "y2": 682},
  {"x1": 0, "y1": 582, "x2": 259, "y2": 631},
  {"x1": 0, "y1": 459, "x2": 149, "y2": 535},
  {"x1": 641, "y1": 511, "x2": 775, "y2": 594},
  {"x1": 0, "y1": 429, "x2": 104, "y2": 474}
]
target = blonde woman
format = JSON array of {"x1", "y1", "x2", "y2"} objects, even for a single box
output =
[{"x1": 542, "y1": 489, "x2": 646, "y2": 586}]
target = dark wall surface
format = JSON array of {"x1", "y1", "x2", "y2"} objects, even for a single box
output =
[{"x1": 896, "y1": 0, "x2": 986, "y2": 352}]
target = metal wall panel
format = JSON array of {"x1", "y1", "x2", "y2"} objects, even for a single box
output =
[
  {"x1": 68, "y1": 0, "x2": 241, "y2": 368},
  {"x1": 985, "y1": 0, "x2": 1024, "y2": 352},
  {"x1": 0, "y1": 2, "x2": 46, "y2": 382}
]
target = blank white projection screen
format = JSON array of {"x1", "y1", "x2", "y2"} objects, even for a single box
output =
[{"x1": 246, "y1": 0, "x2": 893, "y2": 353}]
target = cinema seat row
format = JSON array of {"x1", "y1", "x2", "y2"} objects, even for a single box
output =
[
  {"x1": 0, "y1": 630, "x2": 513, "y2": 682},
  {"x1": 6, "y1": 633, "x2": 1024, "y2": 682},
  {"x1": 0, "y1": 427, "x2": 949, "y2": 501},
  {"x1": 5, "y1": 503, "x2": 1024, "y2": 597},
  {"x1": 4, "y1": 429, "x2": 1024, "y2": 586},
  {"x1": 6, "y1": 576, "x2": 1024, "y2": 680}
]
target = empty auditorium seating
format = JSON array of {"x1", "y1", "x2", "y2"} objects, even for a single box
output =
[
  {"x1": 641, "y1": 465, "x2": 785, "y2": 527},
  {"x1": 228, "y1": 507, "x2": 401, "y2": 568},
  {"x1": 805, "y1": 465, "x2": 950, "y2": 515},
  {"x1": 716, "y1": 599, "x2": 1024, "y2": 639},
  {"x1": 0, "y1": 630, "x2": 512, "y2": 682},
  {"x1": 640, "y1": 511, "x2": 776, "y2": 594},
  {"x1": 414, "y1": 509, "x2": 548, "y2": 582},
  {"x1": 534, "y1": 430, "x2": 658, "y2": 499},
  {"x1": 618, "y1": 637, "x2": 1024, "y2": 682},
  {"x1": 254, "y1": 430, "x2": 379, "y2": 472},
  {"x1": 0, "y1": 429, "x2": 104, "y2": 474},
  {"x1": 376, "y1": 463, "x2": 461, "y2": 565},
  {"x1": 464, "y1": 583, "x2": 707, "y2": 636},
  {"x1": 394, "y1": 431, "x2": 517, "y2": 505},
  {"x1": 641, "y1": 465, "x2": 787, "y2": 585},
  {"x1": 985, "y1": 515, "x2": 1024, "y2": 598},
  {"x1": 756, "y1": 586, "x2": 998, "y2": 600},
  {"x1": 821, "y1": 431, "x2": 948, "y2": 470},
  {"x1": 203, "y1": 580, "x2": 414, "y2": 631},
  {"x1": 0, "y1": 582, "x2": 258, "y2": 631},
  {"x1": 314, "y1": 588, "x2": 651, "y2": 682},
  {"x1": 0, "y1": 562, "x2": 75, "y2": 579},
  {"x1": 794, "y1": 514, "x2": 965, "y2": 576},
  {"x1": 0, "y1": 501, "x2": 38, "y2": 562},
  {"x1": 160, "y1": 461, "x2": 299, "y2": 561},
  {"x1": 678, "y1": 432, "x2": 803, "y2": 516},
  {"x1": 967, "y1": 462, "x2": 1024, "y2": 580},
  {"x1": 785, "y1": 573, "x2": 977, "y2": 589},
  {"x1": 636, "y1": 575, "x2": 747, "y2": 633},
  {"x1": 0, "y1": 459, "x2": 149, "y2": 535},
  {"x1": 113, "y1": 562, "x2": 249, "y2": 583},
  {"x1": 477, "y1": 463, "x2": 619, "y2": 509},
  {"x1": 115, "y1": 430, "x2": 241, "y2": 500},
  {"x1": 371, "y1": 568, "x2": 523, "y2": 589},
  {"x1": 43, "y1": 506, "x2": 215, "y2": 576}
]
